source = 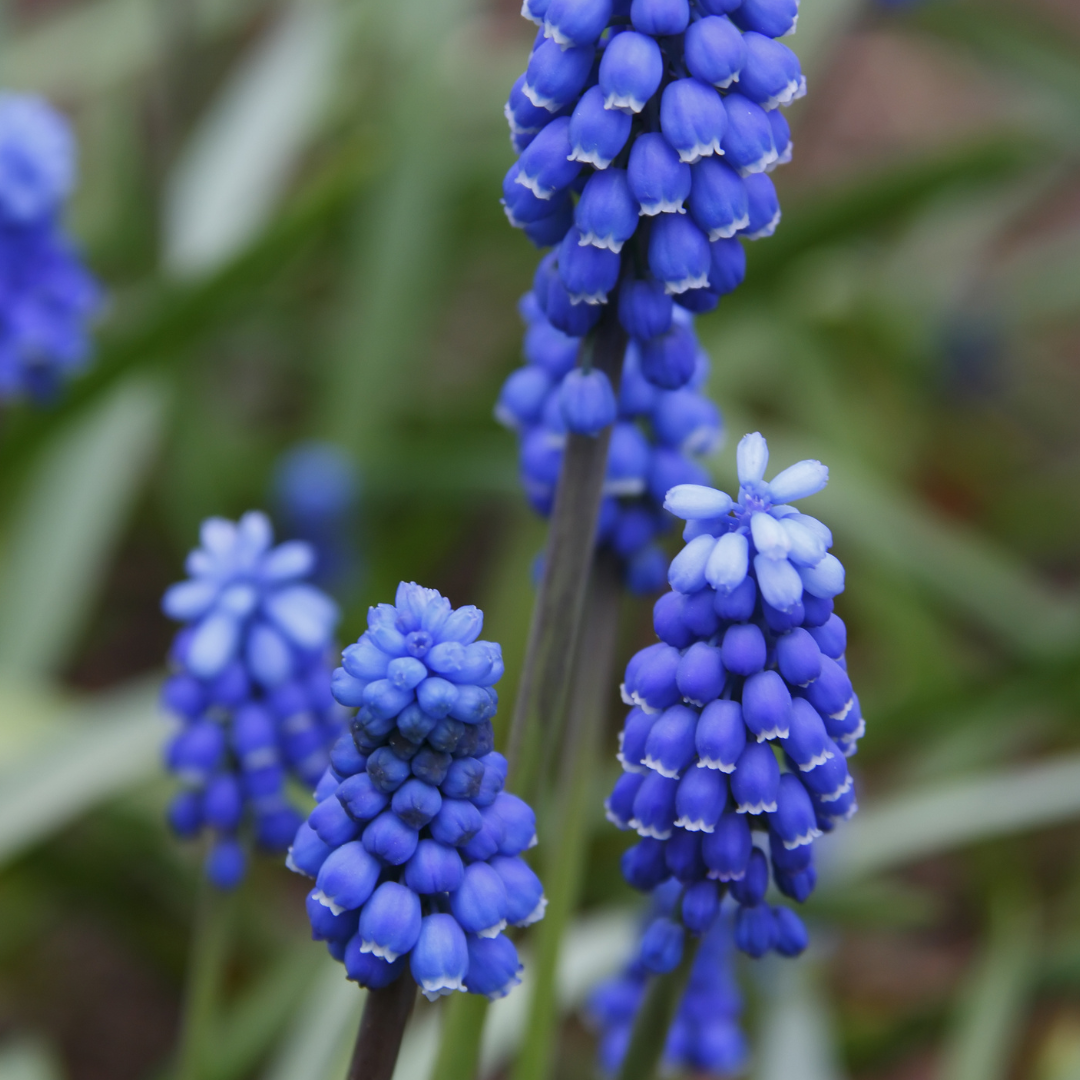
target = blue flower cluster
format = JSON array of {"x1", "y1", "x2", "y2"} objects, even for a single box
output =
[
  {"x1": 161, "y1": 512, "x2": 345, "y2": 888},
  {"x1": 287, "y1": 583, "x2": 545, "y2": 999},
  {"x1": 587, "y1": 882, "x2": 746, "y2": 1076},
  {"x1": 497, "y1": 293, "x2": 722, "y2": 593},
  {"x1": 502, "y1": 0, "x2": 803, "y2": 369},
  {"x1": 606, "y1": 433, "x2": 862, "y2": 958},
  {"x1": 0, "y1": 93, "x2": 100, "y2": 402}
]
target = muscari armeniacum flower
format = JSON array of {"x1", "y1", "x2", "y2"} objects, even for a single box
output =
[
  {"x1": 586, "y1": 880, "x2": 748, "y2": 1077},
  {"x1": 496, "y1": 293, "x2": 723, "y2": 594},
  {"x1": 287, "y1": 582, "x2": 544, "y2": 998},
  {"x1": 607, "y1": 432, "x2": 861, "y2": 958},
  {"x1": 0, "y1": 93, "x2": 101, "y2": 402},
  {"x1": 161, "y1": 512, "x2": 345, "y2": 888},
  {"x1": 501, "y1": 0, "x2": 803, "y2": 390}
]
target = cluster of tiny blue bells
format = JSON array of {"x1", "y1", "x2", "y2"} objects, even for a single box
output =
[
  {"x1": 0, "y1": 93, "x2": 100, "y2": 402},
  {"x1": 588, "y1": 881, "x2": 746, "y2": 1076},
  {"x1": 161, "y1": 512, "x2": 345, "y2": 889},
  {"x1": 498, "y1": 294, "x2": 722, "y2": 593},
  {"x1": 607, "y1": 433, "x2": 862, "y2": 961},
  {"x1": 287, "y1": 583, "x2": 545, "y2": 999}
]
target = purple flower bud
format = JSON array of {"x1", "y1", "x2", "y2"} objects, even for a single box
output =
[
  {"x1": 695, "y1": 699, "x2": 746, "y2": 772},
  {"x1": 781, "y1": 697, "x2": 834, "y2": 772},
  {"x1": 618, "y1": 278, "x2": 674, "y2": 342},
  {"x1": 742, "y1": 670, "x2": 793, "y2": 741},
  {"x1": 628, "y1": 133, "x2": 692, "y2": 216},
  {"x1": 733, "y1": 903, "x2": 774, "y2": 957},
  {"x1": 730, "y1": 741, "x2": 780, "y2": 813},
  {"x1": 731, "y1": 0, "x2": 800, "y2": 39},
  {"x1": 287, "y1": 821, "x2": 333, "y2": 877},
  {"x1": 168, "y1": 789, "x2": 203, "y2": 838},
  {"x1": 799, "y1": 552, "x2": 845, "y2": 598},
  {"x1": 643, "y1": 704, "x2": 699, "y2": 777},
  {"x1": 702, "y1": 811, "x2": 751, "y2": 879},
  {"x1": 575, "y1": 169, "x2": 638, "y2": 252},
  {"x1": 558, "y1": 367, "x2": 618, "y2": 435},
  {"x1": 775, "y1": 864, "x2": 816, "y2": 903},
  {"x1": 619, "y1": 705, "x2": 659, "y2": 771},
  {"x1": 309, "y1": 790, "x2": 361, "y2": 845},
  {"x1": 404, "y1": 838, "x2": 465, "y2": 894},
  {"x1": 721, "y1": 622, "x2": 766, "y2": 675},
  {"x1": 676, "y1": 641, "x2": 726, "y2": 705},
  {"x1": 517, "y1": 117, "x2": 582, "y2": 201},
  {"x1": 630, "y1": 641, "x2": 682, "y2": 710},
  {"x1": 599, "y1": 30, "x2": 664, "y2": 113},
  {"x1": 429, "y1": 797, "x2": 483, "y2": 847},
  {"x1": 490, "y1": 855, "x2": 548, "y2": 926},
  {"x1": 621, "y1": 837, "x2": 670, "y2": 890},
  {"x1": 314, "y1": 840, "x2": 381, "y2": 913},
  {"x1": 505, "y1": 73, "x2": 554, "y2": 138},
  {"x1": 685, "y1": 16, "x2": 747, "y2": 89},
  {"x1": 524, "y1": 318, "x2": 581, "y2": 379},
  {"x1": 741, "y1": 172, "x2": 780, "y2": 239},
  {"x1": 524, "y1": 39, "x2": 595, "y2": 113},
  {"x1": 808, "y1": 613, "x2": 845, "y2": 659},
  {"x1": 773, "y1": 907, "x2": 808, "y2": 956},
  {"x1": 203, "y1": 773, "x2": 243, "y2": 831},
  {"x1": 767, "y1": 109, "x2": 792, "y2": 168},
  {"x1": 776, "y1": 628, "x2": 822, "y2": 686},
  {"x1": 492, "y1": 792, "x2": 538, "y2": 855},
  {"x1": 729, "y1": 848, "x2": 768, "y2": 908},
  {"x1": 558, "y1": 226, "x2": 621, "y2": 304},
  {"x1": 568, "y1": 86, "x2": 633, "y2": 168},
  {"x1": 411, "y1": 913, "x2": 468, "y2": 1000},
  {"x1": 739, "y1": 33, "x2": 805, "y2": 110},
  {"x1": 524, "y1": 199, "x2": 574, "y2": 247},
  {"x1": 632, "y1": 771, "x2": 679, "y2": 838},
  {"x1": 358, "y1": 882, "x2": 422, "y2": 961},
  {"x1": 167, "y1": 721, "x2": 226, "y2": 785},
  {"x1": 465, "y1": 933, "x2": 524, "y2": 999},
  {"x1": 689, "y1": 157, "x2": 749, "y2": 241},
  {"x1": 451, "y1": 862, "x2": 510, "y2": 938},
  {"x1": 708, "y1": 235, "x2": 747, "y2": 293},
  {"x1": 640, "y1": 916, "x2": 685, "y2": 972},
  {"x1": 768, "y1": 773, "x2": 820, "y2": 850},
  {"x1": 606, "y1": 771, "x2": 646, "y2": 827},
  {"x1": 543, "y1": 0, "x2": 613, "y2": 48},
  {"x1": 675, "y1": 766, "x2": 727, "y2": 831},
  {"x1": 660, "y1": 79, "x2": 728, "y2": 164},
  {"x1": 206, "y1": 839, "x2": 246, "y2": 889},
  {"x1": 639, "y1": 324, "x2": 698, "y2": 389},
  {"x1": 681, "y1": 880, "x2": 721, "y2": 934},
  {"x1": 805, "y1": 655, "x2": 853, "y2": 719},
  {"x1": 361, "y1": 810, "x2": 419, "y2": 865},
  {"x1": 649, "y1": 213, "x2": 711, "y2": 295},
  {"x1": 720, "y1": 93, "x2": 777, "y2": 176},
  {"x1": 546, "y1": 273, "x2": 605, "y2": 335},
  {"x1": 364, "y1": 746, "x2": 412, "y2": 793},
  {"x1": 306, "y1": 889, "x2": 359, "y2": 941},
  {"x1": 666, "y1": 827, "x2": 707, "y2": 881},
  {"x1": 389, "y1": 778, "x2": 442, "y2": 829},
  {"x1": 631, "y1": 0, "x2": 690, "y2": 36},
  {"x1": 604, "y1": 421, "x2": 650, "y2": 495}
]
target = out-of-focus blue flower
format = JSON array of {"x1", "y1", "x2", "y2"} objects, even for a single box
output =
[
  {"x1": 161, "y1": 511, "x2": 346, "y2": 888},
  {"x1": 0, "y1": 93, "x2": 101, "y2": 403},
  {"x1": 496, "y1": 299, "x2": 722, "y2": 595},
  {"x1": 606, "y1": 433, "x2": 862, "y2": 953},
  {"x1": 586, "y1": 893, "x2": 748, "y2": 1077},
  {"x1": 271, "y1": 442, "x2": 361, "y2": 594},
  {"x1": 289, "y1": 583, "x2": 544, "y2": 997}
]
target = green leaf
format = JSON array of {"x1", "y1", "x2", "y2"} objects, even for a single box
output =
[
  {"x1": 938, "y1": 893, "x2": 1036, "y2": 1080},
  {"x1": 0, "y1": 375, "x2": 168, "y2": 679},
  {"x1": 0, "y1": 678, "x2": 162, "y2": 867},
  {"x1": 821, "y1": 752, "x2": 1080, "y2": 885}
]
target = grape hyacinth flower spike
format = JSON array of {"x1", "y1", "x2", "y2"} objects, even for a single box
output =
[
  {"x1": 0, "y1": 93, "x2": 101, "y2": 402},
  {"x1": 587, "y1": 883, "x2": 747, "y2": 1077},
  {"x1": 288, "y1": 582, "x2": 544, "y2": 1000},
  {"x1": 609, "y1": 432, "x2": 862, "y2": 958},
  {"x1": 161, "y1": 511, "x2": 345, "y2": 888}
]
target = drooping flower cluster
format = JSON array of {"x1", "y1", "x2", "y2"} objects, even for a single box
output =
[
  {"x1": 497, "y1": 295, "x2": 722, "y2": 593},
  {"x1": 607, "y1": 432, "x2": 861, "y2": 959},
  {"x1": 0, "y1": 93, "x2": 100, "y2": 402},
  {"x1": 501, "y1": 0, "x2": 803, "y2": 389},
  {"x1": 287, "y1": 583, "x2": 545, "y2": 1000},
  {"x1": 271, "y1": 441, "x2": 361, "y2": 594},
  {"x1": 587, "y1": 881, "x2": 747, "y2": 1076},
  {"x1": 161, "y1": 512, "x2": 344, "y2": 888}
]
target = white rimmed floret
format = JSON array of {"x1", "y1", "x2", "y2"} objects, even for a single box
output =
[
  {"x1": 477, "y1": 918, "x2": 508, "y2": 939},
  {"x1": 696, "y1": 755, "x2": 738, "y2": 774},
  {"x1": 676, "y1": 139, "x2": 723, "y2": 165},
  {"x1": 662, "y1": 270, "x2": 711, "y2": 296},
  {"x1": 543, "y1": 21, "x2": 577, "y2": 49},
  {"x1": 521, "y1": 0, "x2": 544, "y2": 25},
  {"x1": 674, "y1": 815, "x2": 716, "y2": 833},
  {"x1": 516, "y1": 895, "x2": 548, "y2": 927},
  {"x1": 707, "y1": 866, "x2": 745, "y2": 882},
  {"x1": 578, "y1": 229, "x2": 627, "y2": 254},
  {"x1": 605, "y1": 804, "x2": 629, "y2": 828},
  {"x1": 241, "y1": 746, "x2": 278, "y2": 770},
  {"x1": 760, "y1": 77, "x2": 806, "y2": 112},
  {"x1": 312, "y1": 888, "x2": 346, "y2": 917},
  {"x1": 783, "y1": 13, "x2": 800, "y2": 35},
  {"x1": 285, "y1": 849, "x2": 304, "y2": 875},
  {"x1": 819, "y1": 775, "x2": 854, "y2": 803},
  {"x1": 638, "y1": 196, "x2": 687, "y2": 217},
  {"x1": 736, "y1": 798, "x2": 778, "y2": 815},
  {"x1": 797, "y1": 747, "x2": 834, "y2": 772},
  {"x1": 504, "y1": 102, "x2": 544, "y2": 137},
  {"x1": 768, "y1": 142, "x2": 793, "y2": 172},
  {"x1": 568, "y1": 145, "x2": 615, "y2": 169},
  {"x1": 619, "y1": 683, "x2": 634, "y2": 706},
  {"x1": 635, "y1": 821, "x2": 673, "y2": 840},
  {"x1": 567, "y1": 286, "x2": 611, "y2": 306},
  {"x1": 829, "y1": 697, "x2": 855, "y2": 722},
  {"x1": 642, "y1": 754, "x2": 682, "y2": 779},
  {"x1": 361, "y1": 939, "x2": 403, "y2": 963},
  {"x1": 755, "y1": 723, "x2": 791, "y2": 742},
  {"x1": 419, "y1": 974, "x2": 466, "y2": 1002},
  {"x1": 521, "y1": 80, "x2": 564, "y2": 113},
  {"x1": 514, "y1": 168, "x2": 557, "y2": 201},
  {"x1": 705, "y1": 212, "x2": 750, "y2": 241},
  {"x1": 783, "y1": 825, "x2": 823, "y2": 850},
  {"x1": 745, "y1": 208, "x2": 781, "y2": 240},
  {"x1": 736, "y1": 146, "x2": 780, "y2": 177},
  {"x1": 617, "y1": 750, "x2": 647, "y2": 774}
]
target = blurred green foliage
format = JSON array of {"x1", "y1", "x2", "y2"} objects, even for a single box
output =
[{"x1": 1, "y1": 0, "x2": 1079, "y2": 1077}]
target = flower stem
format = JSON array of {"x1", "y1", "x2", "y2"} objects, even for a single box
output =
[
  {"x1": 511, "y1": 554, "x2": 625, "y2": 1080},
  {"x1": 175, "y1": 876, "x2": 237, "y2": 1080},
  {"x1": 505, "y1": 307, "x2": 627, "y2": 803},
  {"x1": 347, "y1": 974, "x2": 417, "y2": 1080},
  {"x1": 430, "y1": 991, "x2": 490, "y2": 1080},
  {"x1": 616, "y1": 938, "x2": 701, "y2": 1080}
]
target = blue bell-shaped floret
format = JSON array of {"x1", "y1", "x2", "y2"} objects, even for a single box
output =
[
  {"x1": 721, "y1": 93, "x2": 778, "y2": 176},
  {"x1": 411, "y1": 914, "x2": 469, "y2": 1000},
  {"x1": 674, "y1": 766, "x2": 727, "y2": 831},
  {"x1": 730, "y1": 741, "x2": 780, "y2": 813},
  {"x1": 772, "y1": 907, "x2": 808, "y2": 956},
  {"x1": 741, "y1": 670, "x2": 793, "y2": 741},
  {"x1": 767, "y1": 109, "x2": 792, "y2": 168},
  {"x1": 543, "y1": 0, "x2": 613, "y2": 48},
  {"x1": 648, "y1": 213, "x2": 711, "y2": 295},
  {"x1": 738, "y1": 33, "x2": 806, "y2": 110},
  {"x1": 660, "y1": 79, "x2": 728, "y2": 164},
  {"x1": 684, "y1": 16, "x2": 747, "y2": 89},
  {"x1": 545, "y1": 274, "x2": 604, "y2": 334},
  {"x1": 631, "y1": 0, "x2": 690, "y2": 36},
  {"x1": 741, "y1": 172, "x2": 781, "y2": 238},
  {"x1": 733, "y1": 903, "x2": 774, "y2": 957},
  {"x1": 575, "y1": 168, "x2": 639, "y2": 252},
  {"x1": 702, "y1": 812, "x2": 752, "y2": 880},
  {"x1": 628, "y1": 133, "x2": 692, "y2": 216},
  {"x1": 640, "y1": 916, "x2": 685, "y2": 972},
  {"x1": 688, "y1": 157, "x2": 749, "y2": 241},
  {"x1": 516, "y1": 117, "x2": 582, "y2": 200},
  {"x1": 708, "y1": 235, "x2": 747, "y2": 293},
  {"x1": 599, "y1": 30, "x2": 664, "y2": 114},
  {"x1": 523, "y1": 38, "x2": 596, "y2": 113},
  {"x1": 618, "y1": 278, "x2": 674, "y2": 340},
  {"x1": 653, "y1": 390, "x2": 723, "y2": 456},
  {"x1": 558, "y1": 226, "x2": 621, "y2": 304},
  {"x1": 675, "y1": 641, "x2": 726, "y2": 704},
  {"x1": 768, "y1": 773, "x2": 821, "y2": 850},
  {"x1": 568, "y1": 86, "x2": 633, "y2": 168},
  {"x1": 524, "y1": 316, "x2": 581, "y2": 377},
  {"x1": 464, "y1": 934, "x2": 524, "y2": 998},
  {"x1": 638, "y1": 324, "x2": 698, "y2": 390},
  {"x1": 632, "y1": 771, "x2": 679, "y2": 838},
  {"x1": 731, "y1": 0, "x2": 800, "y2": 39},
  {"x1": 358, "y1": 882, "x2": 422, "y2": 961}
]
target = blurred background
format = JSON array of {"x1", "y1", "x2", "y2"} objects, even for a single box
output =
[{"x1": 1, "y1": 0, "x2": 1079, "y2": 1077}]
